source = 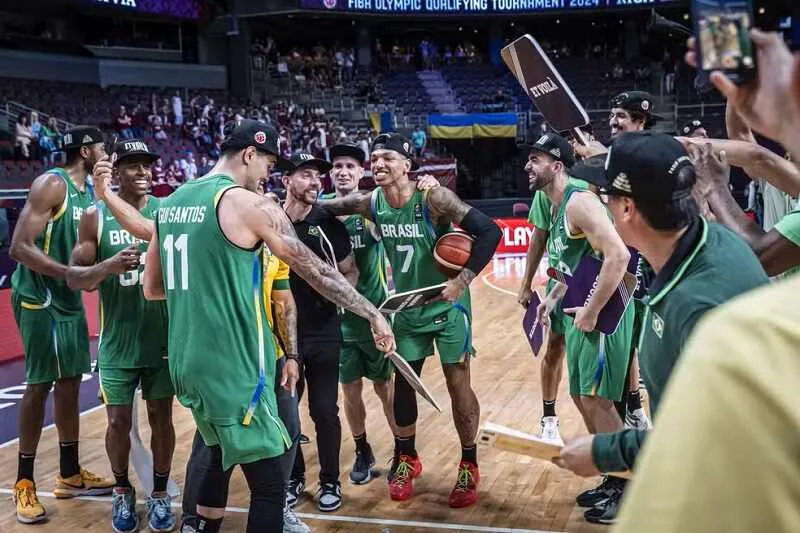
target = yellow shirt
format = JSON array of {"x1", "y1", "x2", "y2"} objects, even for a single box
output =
[
  {"x1": 615, "y1": 275, "x2": 800, "y2": 533},
  {"x1": 263, "y1": 248, "x2": 291, "y2": 359}
]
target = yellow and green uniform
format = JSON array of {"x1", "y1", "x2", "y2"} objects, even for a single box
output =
[
  {"x1": 773, "y1": 207, "x2": 800, "y2": 278},
  {"x1": 11, "y1": 168, "x2": 93, "y2": 384},
  {"x1": 528, "y1": 177, "x2": 588, "y2": 336},
  {"x1": 370, "y1": 188, "x2": 472, "y2": 364},
  {"x1": 324, "y1": 192, "x2": 393, "y2": 383},
  {"x1": 96, "y1": 196, "x2": 172, "y2": 406},
  {"x1": 262, "y1": 248, "x2": 290, "y2": 358},
  {"x1": 155, "y1": 174, "x2": 289, "y2": 470},
  {"x1": 546, "y1": 183, "x2": 634, "y2": 400}
]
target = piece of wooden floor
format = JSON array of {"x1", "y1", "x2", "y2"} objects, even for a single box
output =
[{"x1": 0, "y1": 259, "x2": 606, "y2": 532}]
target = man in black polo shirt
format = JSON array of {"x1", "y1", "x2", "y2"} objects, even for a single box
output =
[
  {"x1": 553, "y1": 132, "x2": 768, "y2": 523},
  {"x1": 282, "y1": 151, "x2": 355, "y2": 513}
]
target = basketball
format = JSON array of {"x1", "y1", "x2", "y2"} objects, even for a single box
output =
[{"x1": 434, "y1": 231, "x2": 474, "y2": 278}]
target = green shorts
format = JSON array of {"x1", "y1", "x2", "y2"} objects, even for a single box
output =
[
  {"x1": 564, "y1": 304, "x2": 634, "y2": 401},
  {"x1": 394, "y1": 305, "x2": 474, "y2": 364},
  {"x1": 192, "y1": 399, "x2": 290, "y2": 471},
  {"x1": 99, "y1": 364, "x2": 174, "y2": 406},
  {"x1": 339, "y1": 340, "x2": 393, "y2": 384},
  {"x1": 12, "y1": 294, "x2": 90, "y2": 384}
]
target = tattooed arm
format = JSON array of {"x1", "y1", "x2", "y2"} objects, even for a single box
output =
[
  {"x1": 242, "y1": 196, "x2": 395, "y2": 353},
  {"x1": 316, "y1": 191, "x2": 373, "y2": 219},
  {"x1": 426, "y1": 187, "x2": 502, "y2": 301},
  {"x1": 272, "y1": 287, "x2": 298, "y2": 356}
]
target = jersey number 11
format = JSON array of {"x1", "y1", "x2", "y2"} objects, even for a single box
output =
[{"x1": 163, "y1": 233, "x2": 189, "y2": 291}]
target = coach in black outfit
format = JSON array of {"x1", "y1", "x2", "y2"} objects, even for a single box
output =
[{"x1": 282, "y1": 151, "x2": 356, "y2": 513}]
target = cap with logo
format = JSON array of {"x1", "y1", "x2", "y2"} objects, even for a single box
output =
[
  {"x1": 370, "y1": 132, "x2": 419, "y2": 170},
  {"x1": 330, "y1": 143, "x2": 365, "y2": 164},
  {"x1": 569, "y1": 131, "x2": 695, "y2": 203},
  {"x1": 681, "y1": 119, "x2": 706, "y2": 136},
  {"x1": 63, "y1": 126, "x2": 104, "y2": 150},
  {"x1": 609, "y1": 91, "x2": 662, "y2": 123},
  {"x1": 524, "y1": 133, "x2": 576, "y2": 168},
  {"x1": 221, "y1": 119, "x2": 290, "y2": 170},
  {"x1": 113, "y1": 139, "x2": 159, "y2": 166},
  {"x1": 286, "y1": 151, "x2": 333, "y2": 174}
]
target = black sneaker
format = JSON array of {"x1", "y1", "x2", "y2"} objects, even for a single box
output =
[
  {"x1": 576, "y1": 476, "x2": 616, "y2": 508},
  {"x1": 584, "y1": 485, "x2": 623, "y2": 525},
  {"x1": 349, "y1": 446, "x2": 376, "y2": 485},
  {"x1": 316, "y1": 482, "x2": 342, "y2": 512},
  {"x1": 286, "y1": 477, "x2": 305, "y2": 508},
  {"x1": 299, "y1": 434, "x2": 310, "y2": 445}
]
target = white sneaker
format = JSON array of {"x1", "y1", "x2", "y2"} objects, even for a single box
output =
[
  {"x1": 540, "y1": 416, "x2": 563, "y2": 446},
  {"x1": 284, "y1": 505, "x2": 311, "y2": 533},
  {"x1": 625, "y1": 408, "x2": 652, "y2": 430}
]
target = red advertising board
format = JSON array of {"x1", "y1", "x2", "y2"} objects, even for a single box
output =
[{"x1": 493, "y1": 218, "x2": 533, "y2": 255}]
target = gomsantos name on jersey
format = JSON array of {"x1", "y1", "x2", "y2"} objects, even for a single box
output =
[
  {"x1": 155, "y1": 174, "x2": 289, "y2": 469},
  {"x1": 12, "y1": 168, "x2": 94, "y2": 316},
  {"x1": 96, "y1": 196, "x2": 168, "y2": 368}
]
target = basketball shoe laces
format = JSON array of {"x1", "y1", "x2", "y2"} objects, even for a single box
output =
[
  {"x1": 149, "y1": 496, "x2": 170, "y2": 520},
  {"x1": 80, "y1": 469, "x2": 105, "y2": 484},
  {"x1": 392, "y1": 458, "x2": 413, "y2": 486},
  {"x1": 112, "y1": 491, "x2": 133, "y2": 520},
  {"x1": 454, "y1": 464, "x2": 474, "y2": 493},
  {"x1": 17, "y1": 485, "x2": 39, "y2": 508}
]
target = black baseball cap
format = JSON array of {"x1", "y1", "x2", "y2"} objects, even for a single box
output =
[
  {"x1": 371, "y1": 133, "x2": 419, "y2": 170},
  {"x1": 330, "y1": 143, "x2": 365, "y2": 164},
  {"x1": 570, "y1": 131, "x2": 695, "y2": 203},
  {"x1": 286, "y1": 151, "x2": 332, "y2": 174},
  {"x1": 609, "y1": 91, "x2": 662, "y2": 124},
  {"x1": 680, "y1": 119, "x2": 707, "y2": 136},
  {"x1": 113, "y1": 139, "x2": 159, "y2": 166},
  {"x1": 63, "y1": 126, "x2": 104, "y2": 150},
  {"x1": 524, "y1": 133, "x2": 576, "y2": 168},
  {"x1": 221, "y1": 119, "x2": 290, "y2": 170}
]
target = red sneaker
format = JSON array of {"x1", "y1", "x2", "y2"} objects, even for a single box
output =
[
  {"x1": 448, "y1": 461, "x2": 479, "y2": 508},
  {"x1": 389, "y1": 454, "x2": 421, "y2": 501}
]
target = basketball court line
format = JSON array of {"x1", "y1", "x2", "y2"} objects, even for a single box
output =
[
  {"x1": 481, "y1": 272, "x2": 517, "y2": 297},
  {"x1": 0, "y1": 404, "x2": 106, "y2": 449},
  {"x1": 0, "y1": 488, "x2": 563, "y2": 533}
]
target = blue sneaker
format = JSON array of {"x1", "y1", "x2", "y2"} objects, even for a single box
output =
[
  {"x1": 146, "y1": 492, "x2": 176, "y2": 532},
  {"x1": 111, "y1": 487, "x2": 139, "y2": 533}
]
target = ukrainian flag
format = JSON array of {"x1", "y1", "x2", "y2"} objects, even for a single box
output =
[
  {"x1": 428, "y1": 113, "x2": 517, "y2": 139},
  {"x1": 369, "y1": 112, "x2": 394, "y2": 134}
]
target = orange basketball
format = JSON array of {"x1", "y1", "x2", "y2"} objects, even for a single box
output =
[{"x1": 434, "y1": 231, "x2": 474, "y2": 278}]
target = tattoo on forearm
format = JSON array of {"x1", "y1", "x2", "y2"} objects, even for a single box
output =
[
  {"x1": 317, "y1": 192, "x2": 371, "y2": 217},
  {"x1": 456, "y1": 268, "x2": 477, "y2": 287},
  {"x1": 275, "y1": 298, "x2": 298, "y2": 355},
  {"x1": 427, "y1": 187, "x2": 470, "y2": 225}
]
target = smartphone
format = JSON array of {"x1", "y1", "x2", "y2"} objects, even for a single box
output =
[{"x1": 692, "y1": 0, "x2": 757, "y2": 84}]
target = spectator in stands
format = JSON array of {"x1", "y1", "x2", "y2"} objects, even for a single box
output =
[
  {"x1": 152, "y1": 158, "x2": 167, "y2": 184},
  {"x1": 15, "y1": 114, "x2": 34, "y2": 160},
  {"x1": 197, "y1": 155, "x2": 212, "y2": 177},
  {"x1": 29, "y1": 112, "x2": 42, "y2": 147},
  {"x1": 165, "y1": 160, "x2": 184, "y2": 187},
  {"x1": 411, "y1": 125, "x2": 427, "y2": 158},
  {"x1": 172, "y1": 91, "x2": 183, "y2": 133},
  {"x1": 181, "y1": 152, "x2": 198, "y2": 181},
  {"x1": 116, "y1": 105, "x2": 134, "y2": 140},
  {"x1": 131, "y1": 104, "x2": 148, "y2": 138},
  {"x1": 151, "y1": 115, "x2": 168, "y2": 141},
  {"x1": 39, "y1": 117, "x2": 60, "y2": 165},
  {"x1": 344, "y1": 49, "x2": 355, "y2": 81}
]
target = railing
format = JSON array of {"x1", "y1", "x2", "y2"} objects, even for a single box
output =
[{"x1": 6, "y1": 101, "x2": 74, "y2": 132}]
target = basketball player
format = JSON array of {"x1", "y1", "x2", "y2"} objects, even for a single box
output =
[
  {"x1": 555, "y1": 132, "x2": 768, "y2": 523},
  {"x1": 319, "y1": 133, "x2": 502, "y2": 508},
  {"x1": 517, "y1": 138, "x2": 586, "y2": 445},
  {"x1": 527, "y1": 132, "x2": 634, "y2": 524},
  {"x1": 323, "y1": 142, "x2": 398, "y2": 486},
  {"x1": 67, "y1": 140, "x2": 176, "y2": 533},
  {"x1": 179, "y1": 188, "x2": 308, "y2": 533},
  {"x1": 95, "y1": 120, "x2": 395, "y2": 531},
  {"x1": 9, "y1": 126, "x2": 113, "y2": 524}
]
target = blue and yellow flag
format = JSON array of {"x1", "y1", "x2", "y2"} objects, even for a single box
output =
[{"x1": 428, "y1": 113, "x2": 517, "y2": 139}]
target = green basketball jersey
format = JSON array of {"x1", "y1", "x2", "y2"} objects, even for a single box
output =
[
  {"x1": 322, "y1": 192, "x2": 388, "y2": 341},
  {"x1": 11, "y1": 168, "x2": 94, "y2": 317},
  {"x1": 371, "y1": 188, "x2": 470, "y2": 329},
  {"x1": 96, "y1": 196, "x2": 168, "y2": 369},
  {"x1": 156, "y1": 175, "x2": 288, "y2": 452},
  {"x1": 546, "y1": 184, "x2": 595, "y2": 276}
]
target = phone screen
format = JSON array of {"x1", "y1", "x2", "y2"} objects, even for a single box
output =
[{"x1": 693, "y1": 0, "x2": 756, "y2": 82}]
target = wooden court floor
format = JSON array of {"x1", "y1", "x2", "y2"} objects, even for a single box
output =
[{"x1": 0, "y1": 256, "x2": 606, "y2": 532}]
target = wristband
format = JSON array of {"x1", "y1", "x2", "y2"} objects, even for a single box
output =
[{"x1": 285, "y1": 353, "x2": 301, "y2": 364}]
